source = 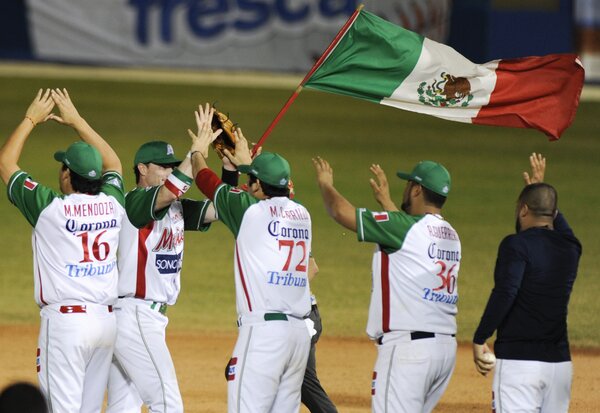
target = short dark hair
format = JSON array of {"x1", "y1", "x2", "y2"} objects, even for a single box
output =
[
  {"x1": 248, "y1": 174, "x2": 290, "y2": 198},
  {"x1": 63, "y1": 164, "x2": 102, "y2": 195},
  {"x1": 518, "y1": 183, "x2": 557, "y2": 217},
  {"x1": 134, "y1": 165, "x2": 142, "y2": 185},
  {"x1": 419, "y1": 183, "x2": 446, "y2": 208}
]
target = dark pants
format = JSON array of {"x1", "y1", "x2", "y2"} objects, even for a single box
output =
[{"x1": 301, "y1": 304, "x2": 338, "y2": 413}]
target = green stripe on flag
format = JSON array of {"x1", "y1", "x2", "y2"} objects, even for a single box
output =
[{"x1": 304, "y1": 10, "x2": 424, "y2": 103}]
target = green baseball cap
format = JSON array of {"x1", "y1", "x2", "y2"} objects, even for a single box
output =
[
  {"x1": 54, "y1": 142, "x2": 102, "y2": 181},
  {"x1": 396, "y1": 160, "x2": 451, "y2": 197},
  {"x1": 133, "y1": 141, "x2": 181, "y2": 166},
  {"x1": 238, "y1": 151, "x2": 290, "y2": 188}
]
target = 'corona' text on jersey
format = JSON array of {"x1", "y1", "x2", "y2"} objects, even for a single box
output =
[
  {"x1": 268, "y1": 220, "x2": 310, "y2": 239},
  {"x1": 427, "y1": 243, "x2": 460, "y2": 262},
  {"x1": 65, "y1": 219, "x2": 118, "y2": 233}
]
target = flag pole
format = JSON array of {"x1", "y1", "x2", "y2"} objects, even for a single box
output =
[{"x1": 252, "y1": 4, "x2": 365, "y2": 155}]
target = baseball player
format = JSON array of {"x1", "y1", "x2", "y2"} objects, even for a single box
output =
[
  {"x1": 190, "y1": 103, "x2": 313, "y2": 413},
  {"x1": 0, "y1": 88, "x2": 125, "y2": 413},
  {"x1": 472, "y1": 153, "x2": 582, "y2": 412},
  {"x1": 220, "y1": 170, "x2": 335, "y2": 413},
  {"x1": 106, "y1": 137, "x2": 239, "y2": 413},
  {"x1": 313, "y1": 157, "x2": 460, "y2": 413}
]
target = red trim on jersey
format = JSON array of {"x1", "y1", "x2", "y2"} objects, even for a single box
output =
[
  {"x1": 380, "y1": 251, "x2": 390, "y2": 333},
  {"x1": 135, "y1": 222, "x2": 154, "y2": 299},
  {"x1": 163, "y1": 179, "x2": 182, "y2": 198},
  {"x1": 195, "y1": 168, "x2": 222, "y2": 200},
  {"x1": 34, "y1": 237, "x2": 47, "y2": 305},
  {"x1": 36, "y1": 263, "x2": 47, "y2": 306},
  {"x1": 235, "y1": 241, "x2": 252, "y2": 312}
]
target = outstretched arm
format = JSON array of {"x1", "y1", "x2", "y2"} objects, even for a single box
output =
[
  {"x1": 0, "y1": 89, "x2": 55, "y2": 184},
  {"x1": 48, "y1": 88, "x2": 122, "y2": 175},
  {"x1": 313, "y1": 157, "x2": 357, "y2": 232}
]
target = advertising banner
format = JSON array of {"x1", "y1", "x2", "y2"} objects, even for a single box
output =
[{"x1": 24, "y1": 0, "x2": 450, "y2": 71}]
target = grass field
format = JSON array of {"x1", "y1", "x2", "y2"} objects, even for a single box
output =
[{"x1": 0, "y1": 65, "x2": 599, "y2": 348}]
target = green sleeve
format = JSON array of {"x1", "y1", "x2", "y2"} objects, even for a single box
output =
[
  {"x1": 182, "y1": 199, "x2": 212, "y2": 232},
  {"x1": 213, "y1": 183, "x2": 258, "y2": 237},
  {"x1": 125, "y1": 186, "x2": 168, "y2": 228},
  {"x1": 101, "y1": 172, "x2": 125, "y2": 207},
  {"x1": 7, "y1": 171, "x2": 60, "y2": 227},
  {"x1": 356, "y1": 208, "x2": 422, "y2": 252}
]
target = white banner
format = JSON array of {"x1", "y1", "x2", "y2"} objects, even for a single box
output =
[{"x1": 26, "y1": 0, "x2": 450, "y2": 71}]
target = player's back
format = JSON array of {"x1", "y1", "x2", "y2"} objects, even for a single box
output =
[
  {"x1": 234, "y1": 196, "x2": 312, "y2": 318},
  {"x1": 33, "y1": 191, "x2": 125, "y2": 306}
]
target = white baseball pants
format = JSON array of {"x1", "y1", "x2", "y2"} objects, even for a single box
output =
[
  {"x1": 371, "y1": 331, "x2": 456, "y2": 413},
  {"x1": 492, "y1": 359, "x2": 572, "y2": 412},
  {"x1": 37, "y1": 303, "x2": 116, "y2": 413},
  {"x1": 106, "y1": 298, "x2": 183, "y2": 413},
  {"x1": 228, "y1": 313, "x2": 311, "y2": 413}
]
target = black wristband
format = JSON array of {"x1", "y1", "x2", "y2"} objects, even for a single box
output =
[{"x1": 221, "y1": 167, "x2": 239, "y2": 187}]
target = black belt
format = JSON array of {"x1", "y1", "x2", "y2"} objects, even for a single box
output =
[
  {"x1": 377, "y1": 331, "x2": 456, "y2": 344},
  {"x1": 411, "y1": 331, "x2": 435, "y2": 340}
]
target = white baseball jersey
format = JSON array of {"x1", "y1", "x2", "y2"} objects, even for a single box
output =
[
  {"x1": 214, "y1": 185, "x2": 312, "y2": 318},
  {"x1": 7, "y1": 170, "x2": 125, "y2": 306},
  {"x1": 8, "y1": 169, "x2": 124, "y2": 413},
  {"x1": 207, "y1": 180, "x2": 312, "y2": 413},
  {"x1": 356, "y1": 210, "x2": 461, "y2": 338},
  {"x1": 117, "y1": 186, "x2": 211, "y2": 304}
]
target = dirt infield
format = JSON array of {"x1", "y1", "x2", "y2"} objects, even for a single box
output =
[{"x1": 1, "y1": 325, "x2": 599, "y2": 412}]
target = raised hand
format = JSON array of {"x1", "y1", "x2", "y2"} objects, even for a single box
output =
[
  {"x1": 187, "y1": 103, "x2": 222, "y2": 158},
  {"x1": 48, "y1": 88, "x2": 82, "y2": 126},
  {"x1": 222, "y1": 128, "x2": 252, "y2": 167},
  {"x1": 24, "y1": 89, "x2": 55, "y2": 126},
  {"x1": 369, "y1": 164, "x2": 399, "y2": 211},
  {"x1": 312, "y1": 156, "x2": 334, "y2": 188},
  {"x1": 523, "y1": 152, "x2": 546, "y2": 185}
]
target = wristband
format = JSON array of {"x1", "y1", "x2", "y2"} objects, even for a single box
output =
[
  {"x1": 25, "y1": 116, "x2": 36, "y2": 126},
  {"x1": 164, "y1": 169, "x2": 193, "y2": 198}
]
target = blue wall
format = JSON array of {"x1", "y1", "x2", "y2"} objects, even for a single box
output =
[
  {"x1": 448, "y1": 0, "x2": 574, "y2": 62},
  {"x1": 0, "y1": 0, "x2": 32, "y2": 59}
]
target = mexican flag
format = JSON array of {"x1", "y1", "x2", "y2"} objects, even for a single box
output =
[{"x1": 303, "y1": 9, "x2": 584, "y2": 140}]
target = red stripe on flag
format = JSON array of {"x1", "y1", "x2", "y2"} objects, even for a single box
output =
[
  {"x1": 135, "y1": 222, "x2": 154, "y2": 299},
  {"x1": 380, "y1": 251, "x2": 390, "y2": 333},
  {"x1": 235, "y1": 242, "x2": 253, "y2": 312},
  {"x1": 474, "y1": 54, "x2": 584, "y2": 140}
]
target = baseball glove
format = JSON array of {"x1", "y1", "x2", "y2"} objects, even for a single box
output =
[{"x1": 211, "y1": 109, "x2": 237, "y2": 159}]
